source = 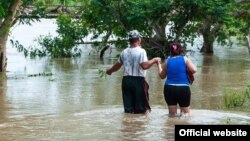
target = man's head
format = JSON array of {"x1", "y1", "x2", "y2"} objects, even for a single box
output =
[{"x1": 128, "y1": 30, "x2": 141, "y2": 45}]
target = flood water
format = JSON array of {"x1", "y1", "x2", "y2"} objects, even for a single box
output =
[{"x1": 1, "y1": 19, "x2": 250, "y2": 141}]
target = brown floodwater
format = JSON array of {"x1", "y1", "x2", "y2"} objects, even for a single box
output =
[{"x1": 0, "y1": 19, "x2": 250, "y2": 141}]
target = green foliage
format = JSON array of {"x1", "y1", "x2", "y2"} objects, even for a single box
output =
[
  {"x1": 78, "y1": 0, "x2": 248, "y2": 57},
  {"x1": 81, "y1": 0, "x2": 126, "y2": 40},
  {"x1": 10, "y1": 39, "x2": 29, "y2": 57},
  {"x1": 244, "y1": 85, "x2": 250, "y2": 98},
  {"x1": 223, "y1": 85, "x2": 250, "y2": 109},
  {"x1": 224, "y1": 89, "x2": 246, "y2": 108},
  {"x1": 230, "y1": 0, "x2": 250, "y2": 41},
  {"x1": 0, "y1": 3, "x2": 5, "y2": 18},
  {"x1": 4, "y1": 0, "x2": 250, "y2": 60},
  {"x1": 11, "y1": 16, "x2": 84, "y2": 58},
  {"x1": 35, "y1": 0, "x2": 81, "y2": 6},
  {"x1": 113, "y1": 39, "x2": 127, "y2": 49},
  {"x1": 56, "y1": 14, "x2": 87, "y2": 41},
  {"x1": 36, "y1": 34, "x2": 80, "y2": 58},
  {"x1": 28, "y1": 14, "x2": 88, "y2": 58},
  {"x1": 98, "y1": 69, "x2": 107, "y2": 79},
  {"x1": 0, "y1": 0, "x2": 10, "y2": 18},
  {"x1": 17, "y1": 0, "x2": 47, "y2": 25}
]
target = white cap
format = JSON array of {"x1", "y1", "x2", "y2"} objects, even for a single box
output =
[{"x1": 128, "y1": 30, "x2": 141, "y2": 39}]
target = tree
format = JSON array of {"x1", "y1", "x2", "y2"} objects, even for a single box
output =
[
  {"x1": 3, "y1": 0, "x2": 248, "y2": 73},
  {"x1": 171, "y1": 0, "x2": 236, "y2": 54},
  {"x1": 185, "y1": 0, "x2": 250, "y2": 54},
  {"x1": 232, "y1": 0, "x2": 250, "y2": 53},
  {"x1": 0, "y1": 0, "x2": 79, "y2": 72},
  {"x1": 78, "y1": 0, "x2": 240, "y2": 57},
  {"x1": 33, "y1": 14, "x2": 88, "y2": 58},
  {"x1": 79, "y1": 0, "x2": 194, "y2": 58},
  {"x1": 0, "y1": 0, "x2": 48, "y2": 72},
  {"x1": 199, "y1": 0, "x2": 233, "y2": 54},
  {"x1": 0, "y1": 0, "x2": 23, "y2": 72}
]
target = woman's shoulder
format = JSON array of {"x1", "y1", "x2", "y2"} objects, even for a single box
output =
[{"x1": 183, "y1": 55, "x2": 189, "y2": 62}]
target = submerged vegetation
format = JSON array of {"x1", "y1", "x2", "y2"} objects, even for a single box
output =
[
  {"x1": 223, "y1": 85, "x2": 250, "y2": 112},
  {"x1": 27, "y1": 72, "x2": 53, "y2": 77},
  {"x1": 6, "y1": 72, "x2": 54, "y2": 80}
]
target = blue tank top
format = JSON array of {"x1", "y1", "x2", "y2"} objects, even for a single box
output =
[{"x1": 165, "y1": 56, "x2": 190, "y2": 86}]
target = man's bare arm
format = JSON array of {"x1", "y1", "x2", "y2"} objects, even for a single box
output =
[
  {"x1": 140, "y1": 57, "x2": 161, "y2": 70},
  {"x1": 106, "y1": 62, "x2": 123, "y2": 75}
]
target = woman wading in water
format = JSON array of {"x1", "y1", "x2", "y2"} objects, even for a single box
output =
[{"x1": 157, "y1": 42, "x2": 197, "y2": 117}]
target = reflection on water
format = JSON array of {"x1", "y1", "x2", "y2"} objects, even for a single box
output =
[
  {"x1": 0, "y1": 19, "x2": 250, "y2": 140},
  {"x1": 0, "y1": 77, "x2": 7, "y2": 123}
]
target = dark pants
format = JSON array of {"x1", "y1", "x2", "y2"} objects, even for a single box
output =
[
  {"x1": 122, "y1": 76, "x2": 151, "y2": 114},
  {"x1": 164, "y1": 85, "x2": 191, "y2": 107}
]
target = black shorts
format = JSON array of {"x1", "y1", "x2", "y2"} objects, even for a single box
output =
[
  {"x1": 164, "y1": 85, "x2": 191, "y2": 107},
  {"x1": 122, "y1": 76, "x2": 150, "y2": 114}
]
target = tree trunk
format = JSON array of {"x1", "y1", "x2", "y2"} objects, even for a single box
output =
[
  {"x1": 0, "y1": 36, "x2": 8, "y2": 72},
  {"x1": 246, "y1": 35, "x2": 250, "y2": 54},
  {"x1": 201, "y1": 35, "x2": 214, "y2": 54},
  {"x1": 99, "y1": 30, "x2": 112, "y2": 59},
  {"x1": 0, "y1": 0, "x2": 22, "y2": 72},
  {"x1": 199, "y1": 18, "x2": 215, "y2": 54},
  {"x1": 142, "y1": 22, "x2": 169, "y2": 58}
]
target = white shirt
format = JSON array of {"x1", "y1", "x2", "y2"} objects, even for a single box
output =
[{"x1": 118, "y1": 46, "x2": 148, "y2": 77}]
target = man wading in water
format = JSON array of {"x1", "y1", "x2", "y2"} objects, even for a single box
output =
[{"x1": 106, "y1": 30, "x2": 161, "y2": 114}]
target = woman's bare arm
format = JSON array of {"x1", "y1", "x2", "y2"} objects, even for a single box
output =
[
  {"x1": 140, "y1": 57, "x2": 161, "y2": 70},
  {"x1": 185, "y1": 57, "x2": 197, "y2": 74},
  {"x1": 158, "y1": 61, "x2": 167, "y2": 79}
]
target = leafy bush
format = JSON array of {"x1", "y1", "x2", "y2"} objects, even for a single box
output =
[
  {"x1": 36, "y1": 34, "x2": 81, "y2": 58},
  {"x1": 244, "y1": 85, "x2": 250, "y2": 98},
  {"x1": 13, "y1": 14, "x2": 88, "y2": 58},
  {"x1": 33, "y1": 14, "x2": 87, "y2": 58}
]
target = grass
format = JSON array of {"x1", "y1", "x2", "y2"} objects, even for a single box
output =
[{"x1": 223, "y1": 85, "x2": 250, "y2": 112}]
